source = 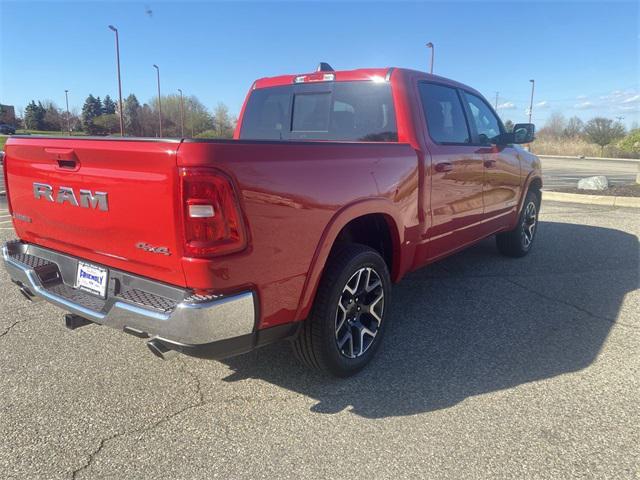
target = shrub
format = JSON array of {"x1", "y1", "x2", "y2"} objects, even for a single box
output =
[{"x1": 618, "y1": 129, "x2": 640, "y2": 155}]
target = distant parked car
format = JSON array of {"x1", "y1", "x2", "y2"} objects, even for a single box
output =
[{"x1": 0, "y1": 124, "x2": 16, "y2": 135}]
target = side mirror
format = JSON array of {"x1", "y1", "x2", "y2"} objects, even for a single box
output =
[{"x1": 513, "y1": 123, "x2": 535, "y2": 144}]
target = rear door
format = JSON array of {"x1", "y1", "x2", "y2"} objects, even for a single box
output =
[
  {"x1": 5, "y1": 137, "x2": 186, "y2": 286},
  {"x1": 418, "y1": 82, "x2": 485, "y2": 260}
]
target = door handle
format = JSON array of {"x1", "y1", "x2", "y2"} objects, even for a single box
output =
[
  {"x1": 435, "y1": 162, "x2": 453, "y2": 173},
  {"x1": 484, "y1": 159, "x2": 497, "y2": 168}
]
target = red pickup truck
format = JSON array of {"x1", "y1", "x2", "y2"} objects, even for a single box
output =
[{"x1": 2, "y1": 66, "x2": 541, "y2": 376}]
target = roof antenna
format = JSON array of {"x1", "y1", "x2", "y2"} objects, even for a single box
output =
[{"x1": 316, "y1": 62, "x2": 334, "y2": 72}]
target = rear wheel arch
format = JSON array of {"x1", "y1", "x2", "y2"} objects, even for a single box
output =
[{"x1": 294, "y1": 201, "x2": 403, "y2": 322}]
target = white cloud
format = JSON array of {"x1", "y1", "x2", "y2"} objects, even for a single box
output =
[
  {"x1": 574, "y1": 101, "x2": 594, "y2": 110},
  {"x1": 576, "y1": 95, "x2": 588, "y2": 100},
  {"x1": 535, "y1": 101, "x2": 549, "y2": 109},
  {"x1": 497, "y1": 101, "x2": 516, "y2": 110},
  {"x1": 622, "y1": 94, "x2": 640, "y2": 104},
  {"x1": 599, "y1": 89, "x2": 639, "y2": 105}
]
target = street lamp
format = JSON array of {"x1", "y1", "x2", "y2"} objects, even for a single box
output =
[
  {"x1": 426, "y1": 42, "x2": 434, "y2": 74},
  {"x1": 178, "y1": 88, "x2": 185, "y2": 138},
  {"x1": 64, "y1": 90, "x2": 71, "y2": 135},
  {"x1": 153, "y1": 64, "x2": 162, "y2": 137},
  {"x1": 108, "y1": 25, "x2": 125, "y2": 136},
  {"x1": 528, "y1": 79, "x2": 535, "y2": 124}
]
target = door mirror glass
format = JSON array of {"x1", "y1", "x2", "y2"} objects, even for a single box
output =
[{"x1": 513, "y1": 123, "x2": 535, "y2": 144}]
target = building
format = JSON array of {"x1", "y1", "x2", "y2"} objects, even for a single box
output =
[{"x1": 0, "y1": 104, "x2": 16, "y2": 125}]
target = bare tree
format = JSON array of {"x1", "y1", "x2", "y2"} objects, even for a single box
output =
[
  {"x1": 583, "y1": 117, "x2": 626, "y2": 155},
  {"x1": 539, "y1": 112, "x2": 566, "y2": 138},
  {"x1": 563, "y1": 116, "x2": 584, "y2": 138}
]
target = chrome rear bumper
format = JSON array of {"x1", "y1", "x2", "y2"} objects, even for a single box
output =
[{"x1": 2, "y1": 240, "x2": 256, "y2": 348}]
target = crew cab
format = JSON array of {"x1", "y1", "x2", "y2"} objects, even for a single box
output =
[{"x1": 2, "y1": 65, "x2": 541, "y2": 376}]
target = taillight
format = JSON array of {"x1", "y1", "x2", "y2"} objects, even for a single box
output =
[
  {"x1": 179, "y1": 167, "x2": 247, "y2": 258},
  {"x1": 1, "y1": 151, "x2": 11, "y2": 214}
]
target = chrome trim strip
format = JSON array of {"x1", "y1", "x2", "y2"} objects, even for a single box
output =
[{"x1": 2, "y1": 241, "x2": 256, "y2": 345}]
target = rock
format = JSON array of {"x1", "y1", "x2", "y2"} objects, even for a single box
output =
[{"x1": 578, "y1": 175, "x2": 609, "y2": 191}]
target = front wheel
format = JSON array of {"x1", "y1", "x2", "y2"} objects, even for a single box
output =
[
  {"x1": 496, "y1": 190, "x2": 541, "y2": 257},
  {"x1": 292, "y1": 244, "x2": 391, "y2": 377}
]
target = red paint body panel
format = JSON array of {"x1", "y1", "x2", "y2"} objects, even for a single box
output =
[
  {"x1": 3, "y1": 67, "x2": 541, "y2": 331},
  {"x1": 5, "y1": 138, "x2": 187, "y2": 286}
]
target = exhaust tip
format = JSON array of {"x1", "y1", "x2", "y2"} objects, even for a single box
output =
[
  {"x1": 19, "y1": 286, "x2": 35, "y2": 302},
  {"x1": 147, "y1": 338, "x2": 177, "y2": 360}
]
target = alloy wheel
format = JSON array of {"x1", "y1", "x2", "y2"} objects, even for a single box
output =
[
  {"x1": 522, "y1": 201, "x2": 537, "y2": 249},
  {"x1": 334, "y1": 267, "x2": 384, "y2": 359}
]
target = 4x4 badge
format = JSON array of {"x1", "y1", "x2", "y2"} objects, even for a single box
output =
[{"x1": 135, "y1": 242, "x2": 171, "y2": 256}]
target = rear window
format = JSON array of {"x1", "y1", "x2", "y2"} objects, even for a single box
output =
[{"x1": 240, "y1": 81, "x2": 398, "y2": 142}]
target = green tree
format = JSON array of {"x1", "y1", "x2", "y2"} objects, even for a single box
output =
[
  {"x1": 583, "y1": 117, "x2": 626, "y2": 155},
  {"x1": 24, "y1": 100, "x2": 46, "y2": 130},
  {"x1": 82, "y1": 95, "x2": 103, "y2": 134},
  {"x1": 213, "y1": 102, "x2": 234, "y2": 138},
  {"x1": 93, "y1": 114, "x2": 120, "y2": 134},
  {"x1": 102, "y1": 95, "x2": 117, "y2": 115},
  {"x1": 185, "y1": 96, "x2": 213, "y2": 137},
  {"x1": 123, "y1": 94, "x2": 141, "y2": 136},
  {"x1": 617, "y1": 129, "x2": 640, "y2": 155},
  {"x1": 41, "y1": 101, "x2": 63, "y2": 131}
]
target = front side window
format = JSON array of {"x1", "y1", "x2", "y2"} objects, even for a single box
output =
[
  {"x1": 418, "y1": 83, "x2": 470, "y2": 144},
  {"x1": 463, "y1": 92, "x2": 502, "y2": 142},
  {"x1": 239, "y1": 81, "x2": 398, "y2": 142}
]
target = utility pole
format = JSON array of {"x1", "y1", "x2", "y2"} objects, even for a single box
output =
[
  {"x1": 426, "y1": 42, "x2": 434, "y2": 74},
  {"x1": 528, "y1": 79, "x2": 535, "y2": 124},
  {"x1": 108, "y1": 25, "x2": 125, "y2": 136},
  {"x1": 495, "y1": 91, "x2": 499, "y2": 110},
  {"x1": 153, "y1": 64, "x2": 162, "y2": 137},
  {"x1": 178, "y1": 88, "x2": 185, "y2": 138},
  {"x1": 64, "y1": 90, "x2": 71, "y2": 135}
]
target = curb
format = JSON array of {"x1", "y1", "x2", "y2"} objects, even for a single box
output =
[
  {"x1": 542, "y1": 190, "x2": 640, "y2": 208},
  {"x1": 538, "y1": 154, "x2": 640, "y2": 164}
]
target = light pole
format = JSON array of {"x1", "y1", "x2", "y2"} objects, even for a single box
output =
[
  {"x1": 178, "y1": 88, "x2": 185, "y2": 138},
  {"x1": 528, "y1": 79, "x2": 535, "y2": 124},
  {"x1": 153, "y1": 64, "x2": 162, "y2": 137},
  {"x1": 108, "y1": 25, "x2": 125, "y2": 136},
  {"x1": 494, "y1": 92, "x2": 499, "y2": 110},
  {"x1": 64, "y1": 90, "x2": 71, "y2": 135},
  {"x1": 426, "y1": 42, "x2": 434, "y2": 74}
]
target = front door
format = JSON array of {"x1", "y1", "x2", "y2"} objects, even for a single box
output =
[{"x1": 461, "y1": 91, "x2": 522, "y2": 222}]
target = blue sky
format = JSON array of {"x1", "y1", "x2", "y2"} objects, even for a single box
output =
[{"x1": 1, "y1": 0, "x2": 638, "y2": 127}]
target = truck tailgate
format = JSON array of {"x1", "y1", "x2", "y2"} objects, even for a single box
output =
[{"x1": 4, "y1": 137, "x2": 186, "y2": 286}]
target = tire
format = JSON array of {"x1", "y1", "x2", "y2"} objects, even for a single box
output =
[
  {"x1": 496, "y1": 189, "x2": 541, "y2": 257},
  {"x1": 292, "y1": 244, "x2": 391, "y2": 377}
]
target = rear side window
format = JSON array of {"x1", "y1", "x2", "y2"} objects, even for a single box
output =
[
  {"x1": 238, "y1": 86, "x2": 291, "y2": 140},
  {"x1": 418, "y1": 83, "x2": 470, "y2": 144},
  {"x1": 240, "y1": 81, "x2": 398, "y2": 142}
]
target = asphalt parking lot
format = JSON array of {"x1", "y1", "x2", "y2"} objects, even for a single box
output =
[
  {"x1": 0, "y1": 201, "x2": 638, "y2": 480},
  {"x1": 541, "y1": 156, "x2": 638, "y2": 190}
]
